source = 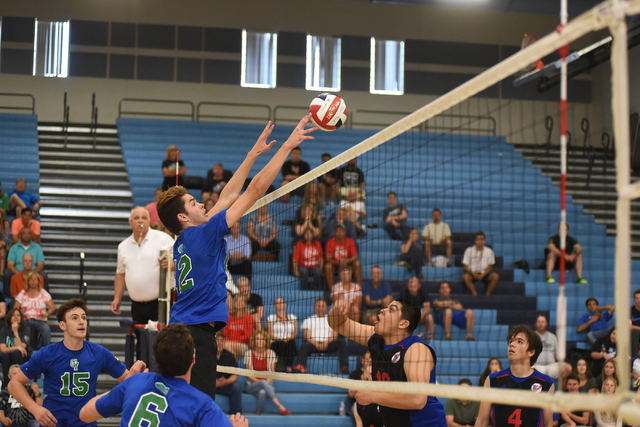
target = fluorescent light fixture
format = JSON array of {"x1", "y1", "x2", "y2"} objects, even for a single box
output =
[
  {"x1": 241, "y1": 29, "x2": 277, "y2": 88},
  {"x1": 306, "y1": 35, "x2": 341, "y2": 92},
  {"x1": 370, "y1": 37, "x2": 404, "y2": 95},
  {"x1": 33, "y1": 19, "x2": 69, "y2": 78}
]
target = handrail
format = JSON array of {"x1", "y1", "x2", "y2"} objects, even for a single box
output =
[
  {"x1": 601, "y1": 132, "x2": 614, "y2": 174},
  {"x1": 63, "y1": 91, "x2": 70, "y2": 149},
  {"x1": 196, "y1": 102, "x2": 271, "y2": 122},
  {"x1": 544, "y1": 116, "x2": 554, "y2": 156},
  {"x1": 352, "y1": 110, "x2": 497, "y2": 135},
  {"x1": 118, "y1": 98, "x2": 195, "y2": 121},
  {"x1": 0, "y1": 93, "x2": 35, "y2": 114}
]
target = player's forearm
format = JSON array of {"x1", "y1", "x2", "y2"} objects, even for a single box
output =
[
  {"x1": 369, "y1": 391, "x2": 428, "y2": 410},
  {"x1": 218, "y1": 153, "x2": 259, "y2": 208},
  {"x1": 248, "y1": 146, "x2": 294, "y2": 197},
  {"x1": 8, "y1": 380, "x2": 40, "y2": 414},
  {"x1": 79, "y1": 395, "x2": 105, "y2": 423}
]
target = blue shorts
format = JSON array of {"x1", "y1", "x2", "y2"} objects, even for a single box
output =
[{"x1": 436, "y1": 309, "x2": 467, "y2": 329}]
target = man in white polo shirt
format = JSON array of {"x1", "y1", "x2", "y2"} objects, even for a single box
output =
[
  {"x1": 462, "y1": 231, "x2": 499, "y2": 295},
  {"x1": 111, "y1": 206, "x2": 174, "y2": 324}
]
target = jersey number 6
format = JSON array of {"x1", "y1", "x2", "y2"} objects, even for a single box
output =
[{"x1": 129, "y1": 392, "x2": 168, "y2": 427}]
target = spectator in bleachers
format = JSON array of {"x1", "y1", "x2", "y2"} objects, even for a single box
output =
[
  {"x1": 347, "y1": 351, "x2": 372, "y2": 421},
  {"x1": 8, "y1": 179, "x2": 40, "y2": 219},
  {"x1": 237, "y1": 277, "x2": 263, "y2": 332},
  {"x1": 331, "y1": 266, "x2": 362, "y2": 323},
  {"x1": 11, "y1": 208, "x2": 40, "y2": 245},
  {"x1": 294, "y1": 204, "x2": 322, "y2": 242},
  {"x1": 224, "y1": 294, "x2": 253, "y2": 359},
  {"x1": 462, "y1": 231, "x2": 499, "y2": 296},
  {"x1": 302, "y1": 182, "x2": 325, "y2": 218},
  {"x1": 248, "y1": 205, "x2": 280, "y2": 262},
  {"x1": 398, "y1": 277, "x2": 434, "y2": 342},
  {"x1": 546, "y1": 223, "x2": 587, "y2": 284},
  {"x1": 0, "y1": 363, "x2": 42, "y2": 427},
  {"x1": 161, "y1": 145, "x2": 186, "y2": 191},
  {"x1": 215, "y1": 331, "x2": 243, "y2": 415},
  {"x1": 0, "y1": 233, "x2": 9, "y2": 278},
  {"x1": 296, "y1": 298, "x2": 348, "y2": 375},
  {"x1": 362, "y1": 266, "x2": 392, "y2": 326},
  {"x1": 590, "y1": 331, "x2": 617, "y2": 387},
  {"x1": 225, "y1": 222, "x2": 252, "y2": 278},
  {"x1": 7, "y1": 228, "x2": 44, "y2": 276},
  {"x1": 145, "y1": 189, "x2": 163, "y2": 230},
  {"x1": 204, "y1": 198, "x2": 216, "y2": 214},
  {"x1": 479, "y1": 358, "x2": 502, "y2": 386},
  {"x1": 337, "y1": 158, "x2": 365, "y2": 200},
  {"x1": 292, "y1": 228, "x2": 324, "y2": 291},
  {"x1": 324, "y1": 224, "x2": 362, "y2": 290},
  {"x1": 630, "y1": 290, "x2": 640, "y2": 356},
  {"x1": 266, "y1": 297, "x2": 298, "y2": 372},
  {"x1": 594, "y1": 378, "x2": 618, "y2": 427},
  {"x1": 339, "y1": 189, "x2": 366, "y2": 238},
  {"x1": 0, "y1": 181, "x2": 9, "y2": 235},
  {"x1": 445, "y1": 378, "x2": 480, "y2": 427},
  {"x1": 326, "y1": 208, "x2": 356, "y2": 241},
  {"x1": 422, "y1": 208, "x2": 452, "y2": 267},
  {"x1": 396, "y1": 228, "x2": 425, "y2": 280},
  {"x1": 383, "y1": 192, "x2": 409, "y2": 241},
  {"x1": 280, "y1": 147, "x2": 310, "y2": 203},
  {"x1": 245, "y1": 331, "x2": 291, "y2": 416},
  {"x1": 533, "y1": 314, "x2": 572, "y2": 390},
  {"x1": 14, "y1": 272, "x2": 55, "y2": 348},
  {"x1": 559, "y1": 373, "x2": 590, "y2": 425},
  {"x1": 633, "y1": 343, "x2": 640, "y2": 385},
  {"x1": 574, "y1": 358, "x2": 593, "y2": 392},
  {"x1": 587, "y1": 359, "x2": 617, "y2": 394},
  {"x1": 577, "y1": 298, "x2": 615, "y2": 344},
  {"x1": 10, "y1": 254, "x2": 43, "y2": 298},
  {"x1": 202, "y1": 163, "x2": 233, "y2": 202},
  {"x1": 433, "y1": 281, "x2": 475, "y2": 341},
  {"x1": 0, "y1": 308, "x2": 31, "y2": 384},
  {"x1": 317, "y1": 153, "x2": 339, "y2": 205}
]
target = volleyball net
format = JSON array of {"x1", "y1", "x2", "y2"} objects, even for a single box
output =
[{"x1": 219, "y1": 0, "x2": 640, "y2": 421}]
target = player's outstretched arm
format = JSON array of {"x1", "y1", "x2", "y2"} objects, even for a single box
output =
[
  {"x1": 328, "y1": 299, "x2": 374, "y2": 346},
  {"x1": 8, "y1": 370, "x2": 57, "y2": 427},
  {"x1": 79, "y1": 393, "x2": 108, "y2": 423},
  {"x1": 210, "y1": 122, "x2": 277, "y2": 218},
  {"x1": 474, "y1": 377, "x2": 492, "y2": 427},
  {"x1": 225, "y1": 115, "x2": 317, "y2": 228}
]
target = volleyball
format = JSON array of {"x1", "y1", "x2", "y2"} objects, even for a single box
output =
[{"x1": 309, "y1": 93, "x2": 348, "y2": 131}]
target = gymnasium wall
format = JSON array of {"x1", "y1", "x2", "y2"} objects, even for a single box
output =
[{"x1": 0, "y1": 0, "x2": 610, "y2": 142}]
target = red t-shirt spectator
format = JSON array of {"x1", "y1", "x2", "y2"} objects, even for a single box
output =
[
  {"x1": 225, "y1": 312, "x2": 254, "y2": 346},
  {"x1": 146, "y1": 201, "x2": 159, "y2": 228},
  {"x1": 325, "y1": 237, "x2": 358, "y2": 263},
  {"x1": 293, "y1": 240, "x2": 323, "y2": 268}
]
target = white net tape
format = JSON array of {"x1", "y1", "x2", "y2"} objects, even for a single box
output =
[{"x1": 233, "y1": 0, "x2": 640, "y2": 422}]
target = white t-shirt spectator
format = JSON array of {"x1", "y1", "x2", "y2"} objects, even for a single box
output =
[
  {"x1": 302, "y1": 315, "x2": 332, "y2": 343},
  {"x1": 536, "y1": 331, "x2": 558, "y2": 366},
  {"x1": 422, "y1": 222, "x2": 451, "y2": 245},
  {"x1": 267, "y1": 313, "x2": 297, "y2": 340},
  {"x1": 463, "y1": 246, "x2": 495, "y2": 273},
  {"x1": 339, "y1": 200, "x2": 366, "y2": 221}
]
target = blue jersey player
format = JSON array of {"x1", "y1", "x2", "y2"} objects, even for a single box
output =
[
  {"x1": 79, "y1": 323, "x2": 248, "y2": 427},
  {"x1": 156, "y1": 116, "x2": 316, "y2": 399},
  {"x1": 7, "y1": 299, "x2": 147, "y2": 427},
  {"x1": 474, "y1": 325, "x2": 555, "y2": 427},
  {"x1": 328, "y1": 298, "x2": 447, "y2": 427}
]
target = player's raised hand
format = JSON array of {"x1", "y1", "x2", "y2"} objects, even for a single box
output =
[
  {"x1": 128, "y1": 360, "x2": 148, "y2": 377},
  {"x1": 284, "y1": 114, "x2": 317, "y2": 150},
  {"x1": 32, "y1": 406, "x2": 57, "y2": 427},
  {"x1": 229, "y1": 413, "x2": 249, "y2": 427},
  {"x1": 249, "y1": 121, "x2": 277, "y2": 157}
]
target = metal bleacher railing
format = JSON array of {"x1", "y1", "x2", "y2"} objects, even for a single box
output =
[{"x1": 0, "y1": 93, "x2": 35, "y2": 114}]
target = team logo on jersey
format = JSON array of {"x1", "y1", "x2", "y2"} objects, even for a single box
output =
[
  {"x1": 178, "y1": 244, "x2": 184, "y2": 254},
  {"x1": 531, "y1": 383, "x2": 542, "y2": 392},
  {"x1": 155, "y1": 382, "x2": 170, "y2": 395},
  {"x1": 70, "y1": 359, "x2": 79, "y2": 371},
  {"x1": 391, "y1": 351, "x2": 402, "y2": 363}
]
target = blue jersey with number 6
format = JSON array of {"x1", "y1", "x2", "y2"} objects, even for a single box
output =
[
  {"x1": 169, "y1": 209, "x2": 230, "y2": 327},
  {"x1": 95, "y1": 372, "x2": 232, "y2": 427},
  {"x1": 20, "y1": 341, "x2": 126, "y2": 427}
]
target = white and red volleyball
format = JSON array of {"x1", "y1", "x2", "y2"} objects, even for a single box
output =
[{"x1": 309, "y1": 93, "x2": 348, "y2": 131}]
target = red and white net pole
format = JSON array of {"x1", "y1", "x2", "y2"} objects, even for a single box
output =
[{"x1": 556, "y1": 0, "x2": 569, "y2": 364}]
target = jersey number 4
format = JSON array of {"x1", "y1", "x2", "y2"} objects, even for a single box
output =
[
  {"x1": 60, "y1": 372, "x2": 90, "y2": 396},
  {"x1": 508, "y1": 409, "x2": 522, "y2": 427},
  {"x1": 129, "y1": 392, "x2": 168, "y2": 427},
  {"x1": 177, "y1": 255, "x2": 194, "y2": 293}
]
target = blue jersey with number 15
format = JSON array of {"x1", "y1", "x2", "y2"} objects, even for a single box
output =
[
  {"x1": 20, "y1": 341, "x2": 127, "y2": 427},
  {"x1": 169, "y1": 209, "x2": 230, "y2": 326}
]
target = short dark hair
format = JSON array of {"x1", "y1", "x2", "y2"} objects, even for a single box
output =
[
  {"x1": 634, "y1": 290, "x2": 640, "y2": 297},
  {"x1": 475, "y1": 231, "x2": 486, "y2": 239},
  {"x1": 5, "y1": 308, "x2": 24, "y2": 330},
  {"x1": 458, "y1": 378, "x2": 472, "y2": 386},
  {"x1": 397, "y1": 300, "x2": 421, "y2": 334},
  {"x1": 292, "y1": 147, "x2": 301, "y2": 152},
  {"x1": 536, "y1": 313, "x2": 548, "y2": 322},
  {"x1": 566, "y1": 372, "x2": 580, "y2": 383},
  {"x1": 153, "y1": 324, "x2": 194, "y2": 377},
  {"x1": 387, "y1": 191, "x2": 397, "y2": 198},
  {"x1": 586, "y1": 298, "x2": 598, "y2": 306},
  {"x1": 56, "y1": 298, "x2": 88, "y2": 323},
  {"x1": 432, "y1": 208, "x2": 441, "y2": 214},
  {"x1": 156, "y1": 186, "x2": 188, "y2": 235},
  {"x1": 21, "y1": 207, "x2": 32, "y2": 215},
  {"x1": 558, "y1": 223, "x2": 570, "y2": 231},
  {"x1": 321, "y1": 153, "x2": 331, "y2": 159},
  {"x1": 439, "y1": 281, "x2": 450, "y2": 288},
  {"x1": 506, "y1": 325, "x2": 543, "y2": 365}
]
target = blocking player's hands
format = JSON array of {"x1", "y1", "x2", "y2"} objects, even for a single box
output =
[
  {"x1": 32, "y1": 406, "x2": 57, "y2": 427},
  {"x1": 249, "y1": 122, "x2": 277, "y2": 157},
  {"x1": 229, "y1": 413, "x2": 248, "y2": 427},
  {"x1": 283, "y1": 115, "x2": 317, "y2": 151}
]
